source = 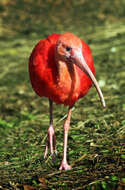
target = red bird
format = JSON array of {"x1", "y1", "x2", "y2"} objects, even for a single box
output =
[{"x1": 29, "y1": 32, "x2": 106, "y2": 170}]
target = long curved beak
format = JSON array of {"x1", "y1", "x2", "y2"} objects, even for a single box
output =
[{"x1": 72, "y1": 49, "x2": 106, "y2": 108}]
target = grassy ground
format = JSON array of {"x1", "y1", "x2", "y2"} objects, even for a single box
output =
[{"x1": 0, "y1": 0, "x2": 125, "y2": 189}]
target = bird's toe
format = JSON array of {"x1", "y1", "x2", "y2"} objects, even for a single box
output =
[{"x1": 59, "y1": 162, "x2": 72, "y2": 170}]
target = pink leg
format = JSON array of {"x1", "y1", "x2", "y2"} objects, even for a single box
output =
[
  {"x1": 59, "y1": 107, "x2": 72, "y2": 170},
  {"x1": 44, "y1": 99, "x2": 57, "y2": 159}
]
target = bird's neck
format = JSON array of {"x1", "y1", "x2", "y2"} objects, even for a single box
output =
[
  {"x1": 54, "y1": 58, "x2": 81, "y2": 102},
  {"x1": 56, "y1": 60, "x2": 76, "y2": 83}
]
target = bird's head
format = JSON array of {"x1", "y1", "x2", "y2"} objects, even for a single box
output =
[
  {"x1": 55, "y1": 32, "x2": 106, "y2": 108},
  {"x1": 55, "y1": 32, "x2": 82, "y2": 62}
]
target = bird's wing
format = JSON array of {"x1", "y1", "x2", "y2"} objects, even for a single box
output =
[{"x1": 29, "y1": 34, "x2": 60, "y2": 97}]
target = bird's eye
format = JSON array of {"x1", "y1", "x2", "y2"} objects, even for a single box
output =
[{"x1": 66, "y1": 46, "x2": 71, "y2": 52}]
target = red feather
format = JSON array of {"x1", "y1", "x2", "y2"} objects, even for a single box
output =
[{"x1": 29, "y1": 33, "x2": 95, "y2": 106}]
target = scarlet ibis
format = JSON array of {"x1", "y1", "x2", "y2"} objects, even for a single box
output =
[{"x1": 29, "y1": 32, "x2": 106, "y2": 170}]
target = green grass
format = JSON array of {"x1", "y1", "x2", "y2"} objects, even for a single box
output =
[{"x1": 0, "y1": 0, "x2": 125, "y2": 189}]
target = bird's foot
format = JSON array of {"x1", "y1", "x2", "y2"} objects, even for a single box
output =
[
  {"x1": 44, "y1": 125, "x2": 57, "y2": 159},
  {"x1": 59, "y1": 160, "x2": 72, "y2": 170}
]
